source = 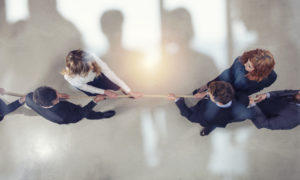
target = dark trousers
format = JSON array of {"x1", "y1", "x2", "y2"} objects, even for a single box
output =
[
  {"x1": 79, "y1": 74, "x2": 120, "y2": 96},
  {"x1": 0, "y1": 99, "x2": 21, "y2": 120},
  {"x1": 85, "y1": 111, "x2": 105, "y2": 120},
  {"x1": 0, "y1": 99, "x2": 7, "y2": 116},
  {"x1": 257, "y1": 99, "x2": 283, "y2": 118}
]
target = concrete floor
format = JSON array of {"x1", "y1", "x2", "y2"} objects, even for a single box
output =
[{"x1": 1, "y1": 0, "x2": 300, "y2": 180}]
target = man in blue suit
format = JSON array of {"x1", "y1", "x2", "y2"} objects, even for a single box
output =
[
  {"x1": 168, "y1": 81, "x2": 254, "y2": 136},
  {"x1": 26, "y1": 86, "x2": 115, "y2": 124},
  {"x1": 251, "y1": 90, "x2": 300, "y2": 130}
]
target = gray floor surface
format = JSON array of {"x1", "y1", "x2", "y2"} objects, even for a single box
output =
[{"x1": 1, "y1": 0, "x2": 300, "y2": 179}]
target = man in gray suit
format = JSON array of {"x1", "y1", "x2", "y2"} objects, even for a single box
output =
[{"x1": 250, "y1": 89, "x2": 300, "y2": 130}]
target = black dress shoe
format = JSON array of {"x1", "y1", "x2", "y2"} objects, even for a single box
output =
[
  {"x1": 102, "y1": 110, "x2": 116, "y2": 118},
  {"x1": 200, "y1": 128, "x2": 208, "y2": 136},
  {"x1": 200, "y1": 126, "x2": 216, "y2": 136}
]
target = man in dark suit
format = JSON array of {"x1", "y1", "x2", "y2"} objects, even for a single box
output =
[
  {"x1": 26, "y1": 86, "x2": 115, "y2": 124},
  {"x1": 0, "y1": 88, "x2": 25, "y2": 121},
  {"x1": 250, "y1": 89, "x2": 300, "y2": 130},
  {"x1": 168, "y1": 81, "x2": 254, "y2": 136}
]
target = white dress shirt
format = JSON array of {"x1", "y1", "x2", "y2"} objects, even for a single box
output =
[
  {"x1": 64, "y1": 54, "x2": 131, "y2": 94},
  {"x1": 215, "y1": 101, "x2": 232, "y2": 108}
]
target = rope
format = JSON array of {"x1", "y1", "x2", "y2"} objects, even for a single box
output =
[
  {"x1": 3, "y1": 92, "x2": 24, "y2": 97},
  {"x1": 3, "y1": 91, "x2": 196, "y2": 99}
]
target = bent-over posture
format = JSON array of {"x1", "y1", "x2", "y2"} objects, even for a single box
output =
[
  {"x1": 250, "y1": 89, "x2": 300, "y2": 130},
  {"x1": 169, "y1": 81, "x2": 254, "y2": 136},
  {"x1": 26, "y1": 86, "x2": 115, "y2": 124}
]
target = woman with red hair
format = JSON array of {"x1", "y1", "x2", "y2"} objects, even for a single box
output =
[{"x1": 194, "y1": 49, "x2": 277, "y2": 97}]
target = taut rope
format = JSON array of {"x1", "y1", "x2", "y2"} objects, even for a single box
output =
[{"x1": 3, "y1": 91, "x2": 196, "y2": 99}]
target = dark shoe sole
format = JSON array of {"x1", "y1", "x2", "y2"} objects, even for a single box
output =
[{"x1": 103, "y1": 110, "x2": 116, "y2": 118}]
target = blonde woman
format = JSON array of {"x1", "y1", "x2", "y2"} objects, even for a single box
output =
[{"x1": 62, "y1": 50, "x2": 143, "y2": 98}]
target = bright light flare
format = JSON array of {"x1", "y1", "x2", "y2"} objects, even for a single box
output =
[{"x1": 142, "y1": 52, "x2": 160, "y2": 70}]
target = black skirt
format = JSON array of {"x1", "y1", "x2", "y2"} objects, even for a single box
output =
[{"x1": 78, "y1": 74, "x2": 120, "y2": 96}]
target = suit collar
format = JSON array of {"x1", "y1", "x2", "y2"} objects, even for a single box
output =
[{"x1": 215, "y1": 101, "x2": 232, "y2": 108}]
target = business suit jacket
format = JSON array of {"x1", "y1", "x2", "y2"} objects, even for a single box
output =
[
  {"x1": 251, "y1": 90, "x2": 300, "y2": 130},
  {"x1": 0, "y1": 99, "x2": 23, "y2": 121},
  {"x1": 208, "y1": 57, "x2": 277, "y2": 96},
  {"x1": 26, "y1": 93, "x2": 97, "y2": 124},
  {"x1": 175, "y1": 96, "x2": 254, "y2": 129}
]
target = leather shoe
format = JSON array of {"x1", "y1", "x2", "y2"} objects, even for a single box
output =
[
  {"x1": 102, "y1": 110, "x2": 116, "y2": 118},
  {"x1": 200, "y1": 126, "x2": 216, "y2": 136},
  {"x1": 200, "y1": 128, "x2": 208, "y2": 136}
]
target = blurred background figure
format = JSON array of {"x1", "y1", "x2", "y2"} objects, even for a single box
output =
[
  {"x1": 100, "y1": 10, "x2": 146, "y2": 92},
  {"x1": 231, "y1": 0, "x2": 300, "y2": 89},
  {"x1": 0, "y1": 0, "x2": 83, "y2": 93},
  {"x1": 0, "y1": 0, "x2": 7, "y2": 32},
  {"x1": 161, "y1": 6, "x2": 218, "y2": 93},
  {"x1": 0, "y1": 0, "x2": 300, "y2": 180}
]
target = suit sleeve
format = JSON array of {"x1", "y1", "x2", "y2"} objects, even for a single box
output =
[
  {"x1": 64, "y1": 74, "x2": 105, "y2": 94},
  {"x1": 175, "y1": 98, "x2": 194, "y2": 121},
  {"x1": 231, "y1": 103, "x2": 255, "y2": 123},
  {"x1": 244, "y1": 71, "x2": 277, "y2": 95},
  {"x1": 61, "y1": 101, "x2": 97, "y2": 123},
  {"x1": 0, "y1": 99, "x2": 23, "y2": 116},
  {"x1": 262, "y1": 116, "x2": 299, "y2": 130},
  {"x1": 250, "y1": 106, "x2": 267, "y2": 129},
  {"x1": 251, "y1": 106, "x2": 298, "y2": 130},
  {"x1": 207, "y1": 59, "x2": 237, "y2": 86},
  {"x1": 235, "y1": 91, "x2": 250, "y2": 107},
  {"x1": 207, "y1": 68, "x2": 232, "y2": 86},
  {"x1": 269, "y1": 89, "x2": 299, "y2": 99},
  {"x1": 93, "y1": 54, "x2": 131, "y2": 93},
  {"x1": 264, "y1": 71, "x2": 277, "y2": 88},
  {"x1": 78, "y1": 101, "x2": 97, "y2": 118}
]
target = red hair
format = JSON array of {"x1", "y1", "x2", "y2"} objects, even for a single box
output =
[{"x1": 239, "y1": 49, "x2": 275, "y2": 82}]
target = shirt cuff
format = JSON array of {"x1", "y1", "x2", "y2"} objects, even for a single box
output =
[
  {"x1": 175, "y1": 98, "x2": 181, "y2": 102},
  {"x1": 18, "y1": 98, "x2": 25, "y2": 104},
  {"x1": 249, "y1": 102, "x2": 256, "y2": 107},
  {"x1": 266, "y1": 92, "x2": 270, "y2": 98},
  {"x1": 122, "y1": 87, "x2": 131, "y2": 94}
]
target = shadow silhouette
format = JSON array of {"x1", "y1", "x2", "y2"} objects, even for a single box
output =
[
  {"x1": 230, "y1": 2, "x2": 300, "y2": 179},
  {"x1": 97, "y1": 9, "x2": 154, "y2": 112},
  {"x1": 100, "y1": 10, "x2": 146, "y2": 93},
  {"x1": 0, "y1": 0, "x2": 83, "y2": 94},
  {"x1": 0, "y1": 0, "x2": 11, "y2": 83},
  {"x1": 232, "y1": 0, "x2": 300, "y2": 89},
  {"x1": 161, "y1": 7, "x2": 219, "y2": 93},
  {"x1": 0, "y1": 0, "x2": 7, "y2": 31},
  {"x1": 160, "y1": 8, "x2": 220, "y2": 171}
]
